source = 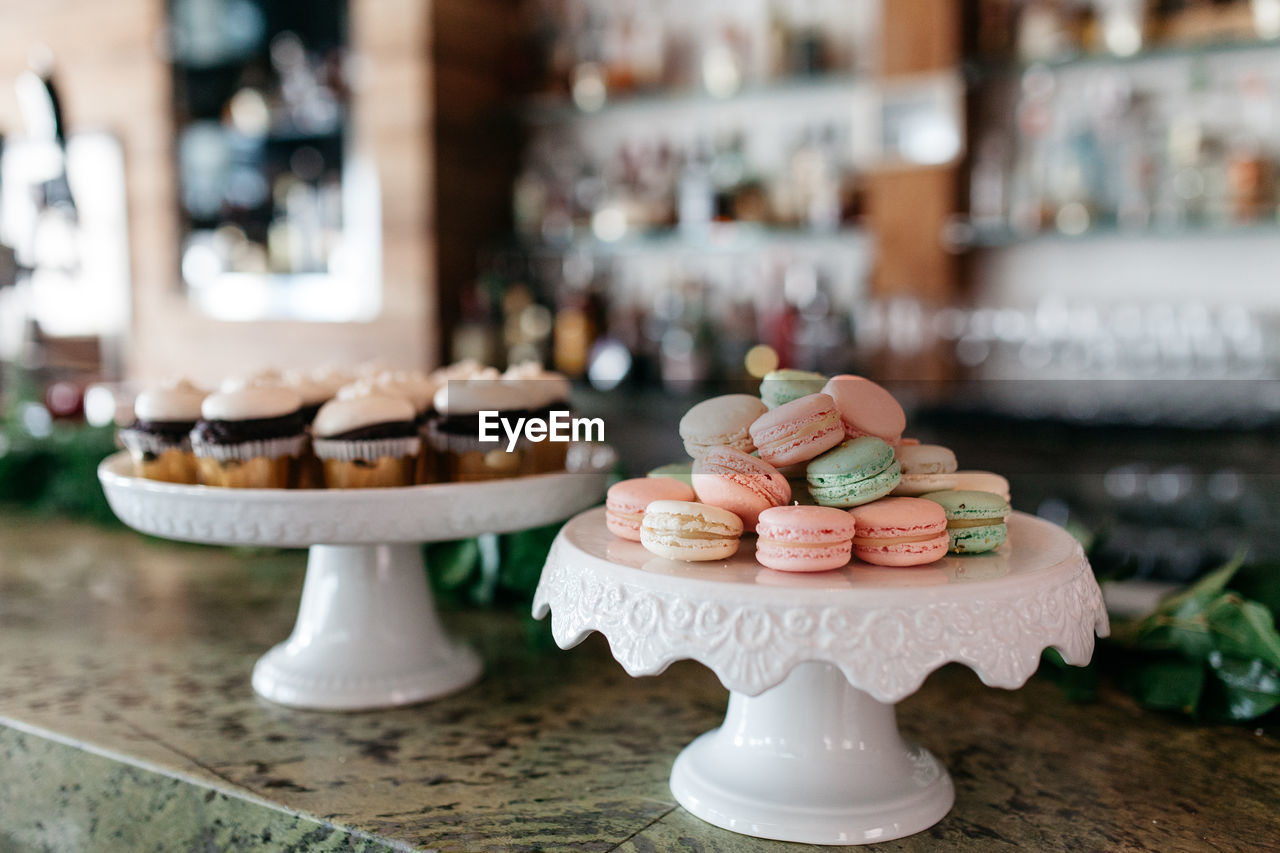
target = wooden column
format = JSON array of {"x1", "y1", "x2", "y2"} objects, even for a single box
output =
[
  {"x1": 863, "y1": 0, "x2": 964, "y2": 382},
  {"x1": 431, "y1": 0, "x2": 522, "y2": 366},
  {"x1": 866, "y1": 0, "x2": 963, "y2": 304}
]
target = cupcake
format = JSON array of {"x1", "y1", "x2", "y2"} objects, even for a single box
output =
[
  {"x1": 283, "y1": 367, "x2": 353, "y2": 489},
  {"x1": 371, "y1": 369, "x2": 440, "y2": 483},
  {"x1": 190, "y1": 385, "x2": 308, "y2": 488},
  {"x1": 117, "y1": 379, "x2": 207, "y2": 483},
  {"x1": 501, "y1": 361, "x2": 573, "y2": 474},
  {"x1": 283, "y1": 367, "x2": 350, "y2": 423},
  {"x1": 311, "y1": 388, "x2": 421, "y2": 488},
  {"x1": 429, "y1": 367, "x2": 532, "y2": 481}
]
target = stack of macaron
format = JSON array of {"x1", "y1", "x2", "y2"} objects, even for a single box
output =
[
  {"x1": 118, "y1": 358, "x2": 576, "y2": 489},
  {"x1": 622, "y1": 367, "x2": 1012, "y2": 570}
]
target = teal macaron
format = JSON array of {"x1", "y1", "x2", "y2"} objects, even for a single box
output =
[
  {"x1": 759, "y1": 369, "x2": 827, "y2": 410},
  {"x1": 647, "y1": 462, "x2": 693, "y2": 487},
  {"x1": 920, "y1": 489, "x2": 1010, "y2": 554},
  {"x1": 805, "y1": 436, "x2": 901, "y2": 507}
]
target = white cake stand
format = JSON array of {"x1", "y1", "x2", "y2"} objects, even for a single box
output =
[
  {"x1": 533, "y1": 507, "x2": 1109, "y2": 845},
  {"x1": 99, "y1": 446, "x2": 613, "y2": 711}
]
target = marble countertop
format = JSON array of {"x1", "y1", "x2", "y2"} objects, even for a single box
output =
[{"x1": 1, "y1": 515, "x2": 1276, "y2": 852}]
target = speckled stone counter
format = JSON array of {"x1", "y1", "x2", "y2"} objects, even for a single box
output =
[{"x1": 0, "y1": 516, "x2": 1276, "y2": 852}]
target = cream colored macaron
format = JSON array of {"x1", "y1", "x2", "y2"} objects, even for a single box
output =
[
  {"x1": 640, "y1": 500, "x2": 743, "y2": 562},
  {"x1": 892, "y1": 443, "x2": 958, "y2": 496},
  {"x1": 951, "y1": 470, "x2": 1011, "y2": 503}
]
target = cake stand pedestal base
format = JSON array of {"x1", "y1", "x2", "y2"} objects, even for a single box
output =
[
  {"x1": 669, "y1": 663, "x2": 954, "y2": 845},
  {"x1": 251, "y1": 544, "x2": 481, "y2": 711}
]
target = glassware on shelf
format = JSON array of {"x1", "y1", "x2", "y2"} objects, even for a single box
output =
[
  {"x1": 969, "y1": 41, "x2": 1280, "y2": 243},
  {"x1": 521, "y1": 0, "x2": 876, "y2": 108}
]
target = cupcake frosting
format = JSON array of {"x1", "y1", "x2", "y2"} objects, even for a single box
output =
[
  {"x1": 313, "y1": 392, "x2": 416, "y2": 438},
  {"x1": 430, "y1": 359, "x2": 487, "y2": 383},
  {"x1": 134, "y1": 379, "x2": 207, "y2": 423},
  {"x1": 219, "y1": 368, "x2": 284, "y2": 392},
  {"x1": 201, "y1": 386, "x2": 304, "y2": 421},
  {"x1": 283, "y1": 368, "x2": 344, "y2": 407},
  {"x1": 433, "y1": 363, "x2": 570, "y2": 415},
  {"x1": 432, "y1": 371, "x2": 510, "y2": 416},
  {"x1": 372, "y1": 370, "x2": 439, "y2": 415},
  {"x1": 502, "y1": 361, "x2": 571, "y2": 410}
]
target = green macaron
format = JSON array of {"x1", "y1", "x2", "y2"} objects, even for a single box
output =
[
  {"x1": 921, "y1": 489, "x2": 1010, "y2": 554},
  {"x1": 759, "y1": 369, "x2": 828, "y2": 410},
  {"x1": 805, "y1": 436, "x2": 901, "y2": 507},
  {"x1": 647, "y1": 462, "x2": 693, "y2": 487}
]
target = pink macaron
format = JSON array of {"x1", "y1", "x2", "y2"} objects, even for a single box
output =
[
  {"x1": 755, "y1": 505, "x2": 857, "y2": 572},
  {"x1": 847, "y1": 496, "x2": 948, "y2": 567},
  {"x1": 692, "y1": 446, "x2": 791, "y2": 531},
  {"x1": 749, "y1": 392, "x2": 844, "y2": 467},
  {"x1": 606, "y1": 477, "x2": 696, "y2": 541},
  {"x1": 822, "y1": 375, "x2": 906, "y2": 445}
]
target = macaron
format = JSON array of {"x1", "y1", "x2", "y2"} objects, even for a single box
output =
[
  {"x1": 606, "y1": 477, "x2": 697, "y2": 541},
  {"x1": 892, "y1": 443, "x2": 959, "y2": 496},
  {"x1": 641, "y1": 500, "x2": 743, "y2": 561},
  {"x1": 822, "y1": 375, "x2": 906, "y2": 445},
  {"x1": 848, "y1": 497, "x2": 949, "y2": 567},
  {"x1": 749, "y1": 393, "x2": 845, "y2": 467},
  {"x1": 805, "y1": 436, "x2": 901, "y2": 507},
  {"x1": 759, "y1": 369, "x2": 827, "y2": 410},
  {"x1": 951, "y1": 470, "x2": 1011, "y2": 503},
  {"x1": 755, "y1": 506, "x2": 857, "y2": 572},
  {"x1": 647, "y1": 462, "x2": 694, "y2": 487},
  {"x1": 692, "y1": 446, "x2": 791, "y2": 531},
  {"x1": 679, "y1": 394, "x2": 769, "y2": 459},
  {"x1": 921, "y1": 489, "x2": 1010, "y2": 554}
]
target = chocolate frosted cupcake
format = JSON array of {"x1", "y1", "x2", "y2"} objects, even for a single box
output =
[
  {"x1": 371, "y1": 369, "x2": 440, "y2": 484},
  {"x1": 117, "y1": 379, "x2": 207, "y2": 483},
  {"x1": 501, "y1": 361, "x2": 573, "y2": 474},
  {"x1": 190, "y1": 386, "x2": 308, "y2": 488},
  {"x1": 283, "y1": 367, "x2": 354, "y2": 488},
  {"x1": 429, "y1": 368, "x2": 529, "y2": 481},
  {"x1": 312, "y1": 389, "x2": 421, "y2": 488}
]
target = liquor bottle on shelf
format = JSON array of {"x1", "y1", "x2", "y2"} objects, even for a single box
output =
[{"x1": 972, "y1": 45, "x2": 1280, "y2": 240}]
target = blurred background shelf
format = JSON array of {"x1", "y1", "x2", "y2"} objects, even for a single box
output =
[
  {"x1": 960, "y1": 219, "x2": 1280, "y2": 248},
  {"x1": 969, "y1": 36, "x2": 1280, "y2": 79},
  {"x1": 507, "y1": 224, "x2": 871, "y2": 257},
  {"x1": 520, "y1": 71, "x2": 872, "y2": 123}
]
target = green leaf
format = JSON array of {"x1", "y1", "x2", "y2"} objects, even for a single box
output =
[
  {"x1": 1127, "y1": 620, "x2": 1215, "y2": 660},
  {"x1": 1039, "y1": 648, "x2": 1098, "y2": 702},
  {"x1": 498, "y1": 521, "x2": 562, "y2": 598},
  {"x1": 1120, "y1": 656, "x2": 1205, "y2": 715},
  {"x1": 1205, "y1": 596, "x2": 1280, "y2": 672},
  {"x1": 1201, "y1": 652, "x2": 1280, "y2": 722},
  {"x1": 1156, "y1": 552, "x2": 1246, "y2": 619},
  {"x1": 426, "y1": 539, "x2": 480, "y2": 591},
  {"x1": 1232, "y1": 561, "x2": 1280, "y2": 617}
]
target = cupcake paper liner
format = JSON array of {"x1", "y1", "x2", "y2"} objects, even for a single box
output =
[
  {"x1": 118, "y1": 428, "x2": 190, "y2": 456},
  {"x1": 190, "y1": 433, "x2": 308, "y2": 462},
  {"x1": 313, "y1": 436, "x2": 421, "y2": 463}
]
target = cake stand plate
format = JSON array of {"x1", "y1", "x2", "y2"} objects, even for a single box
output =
[
  {"x1": 533, "y1": 507, "x2": 1109, "y2": 845},
  {"x1": 100, "y1": 445, "x2": 613, "y2": 710}
]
